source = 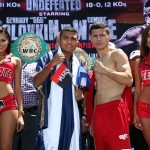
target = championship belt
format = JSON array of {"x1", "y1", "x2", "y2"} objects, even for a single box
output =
[
  {"x1": 11, "y1": 32, "x2": 50, "y2": 63},
  {"x1": 74, "y1": 47, "x2": 95, "y2": 71}
]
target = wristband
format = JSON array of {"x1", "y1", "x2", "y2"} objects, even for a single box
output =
[{"x1": 46, "y1": 63, "x2": 53, "y2": 70}]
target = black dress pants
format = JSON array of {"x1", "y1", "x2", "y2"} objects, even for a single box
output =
[{"x1": 12, "y1": 107, "x2": 38, "y2": 150}]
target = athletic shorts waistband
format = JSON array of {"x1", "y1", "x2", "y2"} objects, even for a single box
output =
[{"x1": 95, "y1": 99, "x2": 124, "y2": 109}]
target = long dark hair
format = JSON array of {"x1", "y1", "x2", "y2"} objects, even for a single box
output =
[
  {"x1": 140, "y1": 25, "x2": 150, "y2": 58},
  {"x1": 0, "y1": 26, "x2": 11, "y2": 54}
]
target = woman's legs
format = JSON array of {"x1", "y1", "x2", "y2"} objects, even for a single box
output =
[
  {"x1": 0, "y1": 110, "x2": 18, "y2": 150},
  {"x1": 140, "y1": 118, "x2": 150, "y2": 150}
]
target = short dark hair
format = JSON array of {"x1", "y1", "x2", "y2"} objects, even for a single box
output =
[
  {"x1": 60, "y1": 26, "x2": 78, "y2": 39},
  {"x1": 90, "y1": 22, "x2": 110, "y2": 35},
  {"x1": 0, "y1": 26, "x2": 11, "y2": 54}
]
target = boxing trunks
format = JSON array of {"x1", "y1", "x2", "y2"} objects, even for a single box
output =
[
  {"x1": 138, "y1": 101, "x2": 150, "y2": 118},
  {"x1": 93, "y1": 100, "x2": 131, "y2": 150},
  {"x1": 0, "y1": 94, "x2": 17, "y2": 113}
]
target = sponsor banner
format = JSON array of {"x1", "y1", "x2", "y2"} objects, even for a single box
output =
[{"x1": 0, "y1": 0, "x2": 146, "y2": 57}]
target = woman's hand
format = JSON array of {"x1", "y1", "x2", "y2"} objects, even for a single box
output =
[
  {"x1": 133, "y1": 113, "x2": 143, "y2": 130},
  {"x1": 17, "y1": 115, "x2": 24, "y2": 133}
]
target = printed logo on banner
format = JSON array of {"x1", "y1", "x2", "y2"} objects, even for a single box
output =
[{"x1": 50, "y1": 63, "x2": 73, "y2": 89}]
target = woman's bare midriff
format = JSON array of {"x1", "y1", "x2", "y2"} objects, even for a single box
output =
[
  {"x1": 0, "y1": 82, "x2": 13, "y2": 98},
  {"x1": 139, "y1": 85, "x2": 150, "y2": 104}
]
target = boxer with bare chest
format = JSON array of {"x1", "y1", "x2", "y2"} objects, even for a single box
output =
[{"x1": 90, "y1": 22, "x2": 133, "y2": 150}]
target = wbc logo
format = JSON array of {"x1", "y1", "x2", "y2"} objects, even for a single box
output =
[{"x1": 18, "y1": 34, "x2": 41, "y2": 61}]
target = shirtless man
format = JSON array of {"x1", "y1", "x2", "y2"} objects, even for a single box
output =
[
  {"x1": 114, "y1": 0, "x2": 150, "y2": 57},
  {"x1": 90, "y1": 22, "x2": 133, "y2": 150}
]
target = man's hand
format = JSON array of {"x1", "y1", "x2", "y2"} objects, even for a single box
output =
[
  {"x1": 50, "y1": 53, "x2": 65, "y2": 67},
  {"x1": 93, "y1": 60, "x2": 106, "y2": 74},
  {"x1": 74, "y1": 85, "x2": 84, "y2": 101},
  {"x1": 82, "y1": 116, "x2": 89, "y2": 133}
]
